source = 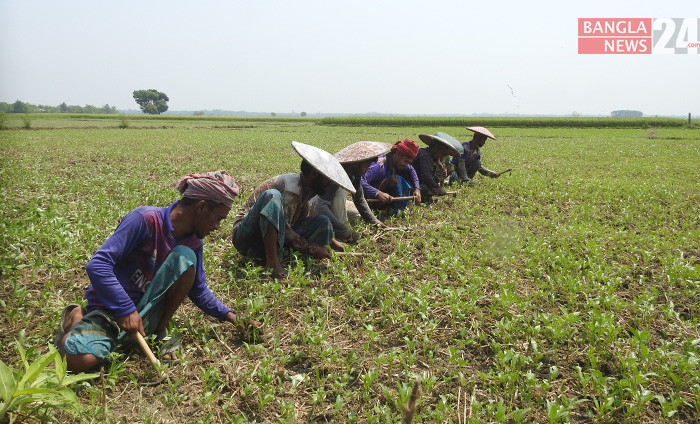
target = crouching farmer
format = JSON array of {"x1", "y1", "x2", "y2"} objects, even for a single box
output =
[
  {"x1": 57, "y1": 170, "x2": 260, "y2": 372},
  {"x1": 309, "y1": 141, "x2": 392, "y2": 242},
  {"x1": 232, "y1": 141, "x2": 355, "y2": 279}
]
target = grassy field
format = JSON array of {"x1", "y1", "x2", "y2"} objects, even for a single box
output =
[
  {"x1": 1, "y1": 113, "x2": 698, "y2": 130},
  {"x1": 0, "y1": 115, "x2": 699, "y2": 423}
]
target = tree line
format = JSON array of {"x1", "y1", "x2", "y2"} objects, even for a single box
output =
[{"x1": 0, "y1": 100, "x2": 119, "y2": 114}]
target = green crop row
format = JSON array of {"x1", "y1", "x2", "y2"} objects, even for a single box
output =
[
  {"x1": 319, "y1": 116, "x2": 698, "y2": 128},
  {"x1": 2, "y1": 113, "x2": 698, "y2": 130}
]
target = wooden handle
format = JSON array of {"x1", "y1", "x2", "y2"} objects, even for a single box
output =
[
  {"x1": 135, "y1": 332, "x2": 160, "y2": 369},
  {"x1": 366, "y1": 196, "x2": 415, "y2": 203},
  {"x1": 333, "y1": 252, "x2": 365, "y2": 257}
]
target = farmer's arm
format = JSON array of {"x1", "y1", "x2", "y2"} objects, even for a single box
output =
[
  {"x1": 352, "y1": 186, "x2": 381, "y2": 226},
  {"x1": 478, "y1": 163, "x2": 499, "y2": 178},
  {"x1": 360, "y1": 161, "x2": 384, "y2": 198},
  {"x1": 85, "y1": 211, "x2": 149, "y2": 334},
  {"x1": 407, "y1": 165, "x2": 422, "y2": 204},
  {"x1": 284, "y1": 199, "x2": 331, "y2": 259},
  {"x1": 187, "y1": 245, "x2": 233, "y2": 320},
  {"x1": 185, "y1": 246, "x2": 262, "y2": 331},
  {"x1": 455, "y1": 157, "x2": 469, "y2": 181},
  {"x1": 286, "y1": 227, "x2": 331, "y2": 259},
  {"x1": 311, "y1": 187, "x2": 352, "y2": 240}
]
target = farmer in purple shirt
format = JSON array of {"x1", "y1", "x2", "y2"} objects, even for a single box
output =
[
  {"x1": 360, "y1": 138, "x2": 422, "y2": 214},
  {"x1": 57, "y1": 171, "x2": 260, "y2": 372}
]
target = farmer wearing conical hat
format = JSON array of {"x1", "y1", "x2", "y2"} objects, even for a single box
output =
[
  {"x1": 232, "y1": 142, "x2": 354, "y2": 279},
  {"x1": 360, "y1": 138, "x2": 422, "y2": 214},
  {"x1": 414, "y1": 133, "x2": 464, "y2": 201},
  {"x1": 450, "y1": 126, "x2": 511, "y2": 185},
  {"x1": 309, "y1": 141, "x2": 392, "y2": 242},
  {"x1": 57, "y1": 171, "x2": 259, "y2": 372}
]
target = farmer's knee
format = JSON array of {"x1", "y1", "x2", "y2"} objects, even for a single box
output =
[
  {"x1": 169, "y1": 245, "x2": 197, "y2": 269},
  {"x1": 66, "y1": 353, "x2": 100, "y2": 373}
]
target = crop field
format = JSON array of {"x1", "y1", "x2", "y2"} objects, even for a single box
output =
[{"x1": 0, "y1": 115, "x2": 699, "y2": 423}]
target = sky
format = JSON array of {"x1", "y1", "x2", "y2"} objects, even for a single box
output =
[{"x1": 1, "y1": 0, "x2": 698, "y2": 116}]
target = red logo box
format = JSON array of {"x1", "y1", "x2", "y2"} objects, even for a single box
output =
[
  {"x1": 578, "y1": 37, "x2": 652, "y2": 54},
  {"x1": 578, "y1": 18, "x2": 652, "y2": 36},
  {"x1": 578, "y1": 18, "x2": 652, "y2": 54}
]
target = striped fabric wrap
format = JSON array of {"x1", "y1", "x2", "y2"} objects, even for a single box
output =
[{"x1": 177, "y1": 170, "x2": 239, "y2": 208}]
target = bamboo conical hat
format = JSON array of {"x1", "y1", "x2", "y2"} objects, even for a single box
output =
[
  {"x1": 466, "y1": 126, "x2": 496, "y2": 140},
  {"x1": 334, "y1": 141, "x2": 392, "y2": 164},
  {"x1": 433, "y1": 132, "x2": 465, "y2": 155},
  {"x1": 291, "y1": 141, "x2": 356, "y2": 193},
  {"x1": 418, "y1": 133, "x2": 461, "y2": 156}
]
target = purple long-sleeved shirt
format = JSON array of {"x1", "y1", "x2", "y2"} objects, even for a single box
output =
[
  {"x1": 85, "y1": 201, "x2": 231, "y2": 320},
  {"x1": 360, "y1": 154, "x2": 419, "y2": 198}
]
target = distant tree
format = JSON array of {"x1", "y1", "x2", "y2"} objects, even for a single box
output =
[
  {"x1": 271, "y1": 112, "x2": 276, "y2": 117},
  {"x1": 133, "y1": 89, "x2": 169, "y2": 114},
  {"x1": 12, "y1": 100, "x2": 27, "y2": 114},
  {"x1": 59, "y1": 102, "x2": 69, "y2": 113},
  {"x1": 301, "y1": 111, "x2": 307, "y2": 117},
  {"x1": 611, "y1": 110, "x2": 643, "y2": 117},
  {"x1": 571, "y1": 111, "x2": 581, "y2": 118},
  {"x1": 101, "y1": 104, "x2": 117, "y2": 114},
  {"x1": 193, "y1": 110, "x2": 204, "y2": 116}
]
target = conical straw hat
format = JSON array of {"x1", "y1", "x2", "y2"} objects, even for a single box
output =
[
  {"x1": 466, "y1": 126, "x2": 496, "y2": 140},
  {"x1": 334, "y1": 141, "x2": 392, "y2": 164},
  {"x1": 418, "y1": 133, "x2": 461, "y2": 156},
  {"x1": 433, "y1": 132, "x2": 465, "y2": 155},
  {"x1": 291, "y1": 141, "x2": 356, "y2": 193}
]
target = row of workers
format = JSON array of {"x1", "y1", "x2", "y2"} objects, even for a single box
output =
[{"x1": 55, "y1": 127, "x2": 507, "y2": 370}]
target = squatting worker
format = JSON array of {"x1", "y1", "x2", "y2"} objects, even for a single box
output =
[
  {"x1": 232, "y1": 141, "x2": 355, "y2": 279},
  {"x1": 413, "y1": 133, "x2": 463, "y2": 201},
  {"x1": 361, "y1": 138, "x2": 421, "y2": 214},
  {"x1": 309, "y1": 141, "x2": 392, "y2": 243},
  {"x1": 450, "y1": 126, "x2": 511, "y2": 185},
  {"x1": 57, "y1": 171, "x2": 261, "y2": 372},
  {"x1": 433, "y1": 131, "x2": 467, "y2": 184}
]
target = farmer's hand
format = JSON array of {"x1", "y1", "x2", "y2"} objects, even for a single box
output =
[
  {"x1": 494, "y1": 168, "x2": 512, "y2": 178},
  {"x1": 413, "y1": 189, "x2": 422, "y2": 204},
  {"x1": 308, "y1": 243, "x2": 332, "y2": 260},
  {"x1": 117, "y1": 311, "x2": 145, "y2": 339},
  {"x1": 439, "y1": 163, "x2": 448, "y2": 180},
  {"x1": 330, "y1": 238, "x2": 345, "y2": 252},
  {"x1": 225, "y1": 312, "x2": 263, "y2": 334},
  {"x1": 376, "y1": 191, "x2": 392, "y2": 204}
]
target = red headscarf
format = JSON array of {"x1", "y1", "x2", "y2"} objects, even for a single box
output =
[
  {"x1": 177, "y1": 170, "x2": 239, "y2": 208},
  {"x1": 392, "y1": 138, "x2": 419, "y2": 159}
]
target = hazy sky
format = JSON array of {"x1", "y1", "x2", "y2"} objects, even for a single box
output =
[{"x1": 1, "y1": 0, "x2": 697, "y2": 116}]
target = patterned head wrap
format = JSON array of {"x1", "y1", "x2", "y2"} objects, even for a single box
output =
[
  {"x1": 177, "y1": 170, "x2": 239, "y2": 208},
  {"x1": 392, "y1": 138, "x2": 419, "y2": 160}
]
